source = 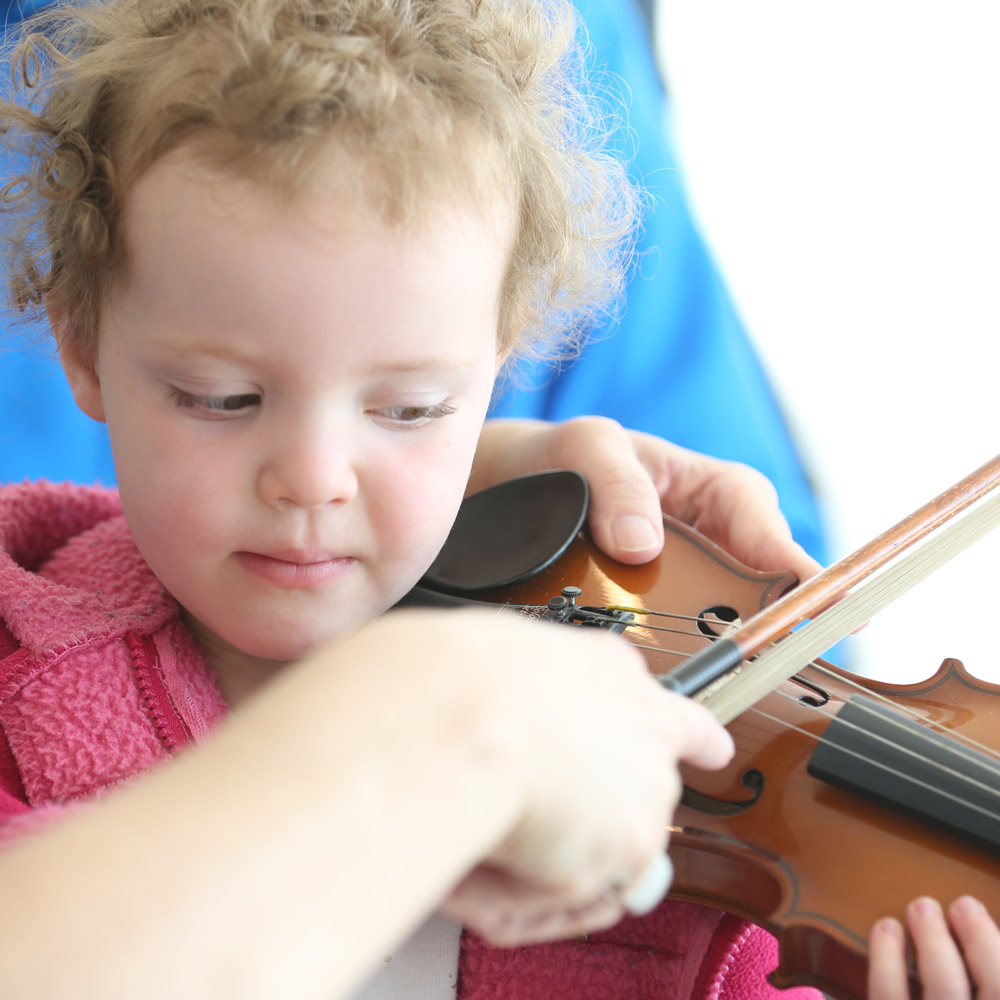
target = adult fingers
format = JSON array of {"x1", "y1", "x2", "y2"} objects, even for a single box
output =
[
  {"x1": 539, "y1": 417, "x2": 665, "y2": 565},
  {"x1": 629, "y1": 432, "x2": 823, "y2": 582},
  {"x1": 444, "y1": 854, "x2": 676, "y2": 947},
  {"x1": 666, "y1": 691, "x2": 734, "y2": 772},
  {"x1": 442, "y1": 864, "x2": 626, "y2": 946},
  {"x1": 739, "y1": 526, "x2": 823, "y2": 584},
  {"x1": 616, "y1": 852, "x2": 674, "y2": 916},
  {"x1": 483, "y1": 417, "x2": 819, "y2": 582}
]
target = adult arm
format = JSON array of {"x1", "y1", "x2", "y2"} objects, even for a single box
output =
[{"x1": 0, "y1": 609, "x2": 731, "y2": 999}]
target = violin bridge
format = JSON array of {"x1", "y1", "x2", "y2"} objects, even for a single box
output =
[{"x1": 720, "y1": 618, "x2": 743, "y2": 637}]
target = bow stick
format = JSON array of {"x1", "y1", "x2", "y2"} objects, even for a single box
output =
[{"x1": 662, "y1": 453, "x2": 1000, "y2": 723}]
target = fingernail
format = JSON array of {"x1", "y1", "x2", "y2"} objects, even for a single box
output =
[
  {"x1": 952, "y1": 895, "x2": 984, "y2": 916},
  {"x1": 611, "y1": 515, "x2": 659, "y2": 553},
  {"x1": 910, "y1": 897, "x2": 941, "y2": 918},
  {"x1": 874, "y1": 917, "x2": 903, "y2": 939},
  {"x1": 622, "y1": 854, "x2": 673, "y2": 916}
]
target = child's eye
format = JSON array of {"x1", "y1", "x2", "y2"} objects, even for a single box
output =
[
  {"x1": 372, "y1": 400, "x2": 457, "y2": 427},
  {"x1": 167, "y1": 386, "x2": 261, "y2": 416}
]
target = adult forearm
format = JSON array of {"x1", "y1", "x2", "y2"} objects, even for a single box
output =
[{"x1": 0, "y1": 612, "x2": 521, "y2": 1000}]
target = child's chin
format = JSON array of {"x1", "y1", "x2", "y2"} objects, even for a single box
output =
[
  {"x1": 222, "y1": 590, "x2": 413, "y2": 663},
  {"x1": 238, "y1": 619, "x2": 366, "y2": 663}
]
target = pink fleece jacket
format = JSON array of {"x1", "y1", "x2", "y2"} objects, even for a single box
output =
[{"x1": 0, "y1": 480, "x2": 819, "y2": 1000}]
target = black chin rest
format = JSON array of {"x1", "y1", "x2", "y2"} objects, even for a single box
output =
[{"x1": 420, "y1": 470, "x2": 589, "y2": 594}]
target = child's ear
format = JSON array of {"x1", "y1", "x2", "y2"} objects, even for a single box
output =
[{"x1": 48, "y1": 304, "x2": 107, "y2": 423}]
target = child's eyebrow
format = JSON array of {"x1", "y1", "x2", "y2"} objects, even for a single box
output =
[
  {"x1": 367, "y1": 358, "x2": 488, "y2": 375},
  {"x1": 145, "y1": 340, "x2": 263, "y2": 367},
  {"x1": 150, "y1": 340, "x2": 485, "y2": 374}
]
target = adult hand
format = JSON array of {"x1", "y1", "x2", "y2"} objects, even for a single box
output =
[
  {"x1": 472, "y1": 417, "x2": 821, "y2": 582},
  {"x1": 868, "y1": 896, "x2": 1000, "y2": 1000},
  {"x1": 430, "y1": 610, "x2": 733, "y2": 945}
]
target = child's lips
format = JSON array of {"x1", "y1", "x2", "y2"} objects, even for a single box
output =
[{"x1": 235, "y1": 550, "x2": 356, "y2": 589}]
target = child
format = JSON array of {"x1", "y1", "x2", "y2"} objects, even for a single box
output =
[{"x1": 0, "y1": 1, "x2": 994, "y2": 997}]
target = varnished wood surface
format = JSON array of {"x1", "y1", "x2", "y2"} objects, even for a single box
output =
[{"x1": 479, "y1": 513, "x2": 1000, "y2": 1000}]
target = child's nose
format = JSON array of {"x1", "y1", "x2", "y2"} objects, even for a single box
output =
[{"x1": 256, "y1": 429, "x2": 359, "y2": 510}]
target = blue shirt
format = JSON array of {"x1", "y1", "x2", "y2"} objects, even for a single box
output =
[
  {"x1": 493, "y1": 0, "x2": 826, "y2": 562},
  {"x1": 1, "y1": 0, "x2": 827, "y2": 563}
]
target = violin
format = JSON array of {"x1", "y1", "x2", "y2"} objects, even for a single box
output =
[{"x1": 400, "y1": 465, "x2": 1000, "y2": 1000}]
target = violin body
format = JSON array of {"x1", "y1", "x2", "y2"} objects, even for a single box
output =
[
  {"x1": 466, "y1": 511, "x2": 1000, "y2": 1000},
  {"x1": 669, "y1": 655, "x2": 1000, "y2": 999}
]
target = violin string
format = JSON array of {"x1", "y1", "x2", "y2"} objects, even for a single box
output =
[
  {"x1": 618, "y1": 611, "x2": 1000, "y2": 767},
  {"x1": 596, "y1": 617, "x2": 724, "y2": 640},
  {"x1": 768, "y1": 685, "x2": 1000, "y2": 798},
  {"x1": 555, "y1": 590, "x2": 1000, "y2": 800},
  {"x1": 800, "y1": 657, "x2": 1000, "y2": 763},
  {"x1": 590, "y1": 574, "x2": 1000, "y2": 826},
  {"x1": 616, "y1": 618, "x2": 1000, "y2": 809},
  {"x1": 628, "y1": 640, "x2": 709, "y2": 659},
  {"x1": 502, "y1": 604, "x2": 732, "y2": 637},
  {"x1": 746, "y1": 693, "x2": 1000, "y2": 825},
  {"x1": 720, "y1": 620, "x2": 1000, "y2": 764},
  {"x1": 612, "y1": 607, "x2": 727, "y2": 625},
  {"x1": 506, "y1": 602, "x2": 731, "y2": 629},
  {"x1": 742, "y1": 643, "x2": 1000, "y2": 767}
]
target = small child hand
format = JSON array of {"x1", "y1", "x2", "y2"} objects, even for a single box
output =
[{"x1": 868, "y1": 896, "x2": 1000, "y2": 1000}]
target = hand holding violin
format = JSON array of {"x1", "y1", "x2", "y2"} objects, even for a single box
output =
[
  {"x1": 473, "y1": 416, "x2": 822, "y2": 580},
  {"x1": 474, "y1": 424, "x2": 1000, "y2": 997}
]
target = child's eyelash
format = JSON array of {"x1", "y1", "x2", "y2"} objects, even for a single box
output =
[
  {"x1": 167, "y1": 386, "x2": 261, "y2": 412},
  {"x1": 166, "y1": 388, "x2": 454, "y2": 424},
  {"x1": 378, "y1": 400, "x2": 458, "y2": 424}
]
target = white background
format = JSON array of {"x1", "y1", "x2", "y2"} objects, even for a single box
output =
[{"x1": 654, "y1": 2, "x2": 1000, "y2": 683}]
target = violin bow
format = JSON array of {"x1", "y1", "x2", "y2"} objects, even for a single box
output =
[{"x1": 662, "y1": 453, "x2": 1000, "y2": 724}]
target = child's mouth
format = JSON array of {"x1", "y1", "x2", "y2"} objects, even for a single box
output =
[{"x1": 235, "y1": 550, "x2": 356, "y2": 589}]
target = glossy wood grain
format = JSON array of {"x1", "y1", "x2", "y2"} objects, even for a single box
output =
[{"x1": 479, "y1": 513, "x2": 1000, "y2": 1000}]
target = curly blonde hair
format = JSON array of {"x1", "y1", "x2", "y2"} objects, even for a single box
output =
[{"x1": 1, "y1": 0, "x2": 638, "y2": 367}]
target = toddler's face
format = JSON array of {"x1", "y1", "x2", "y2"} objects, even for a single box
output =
[{"x1": 63, "y1": 148, "x2": 509, "y2": 677}]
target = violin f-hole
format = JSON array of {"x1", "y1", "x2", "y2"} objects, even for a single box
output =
[
  {"x1": 789, "y1": 674, "x2": 830, "y2": 708},
  {"x1": 681, "y1": 769, "x2": 765, "y2": 817}
]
